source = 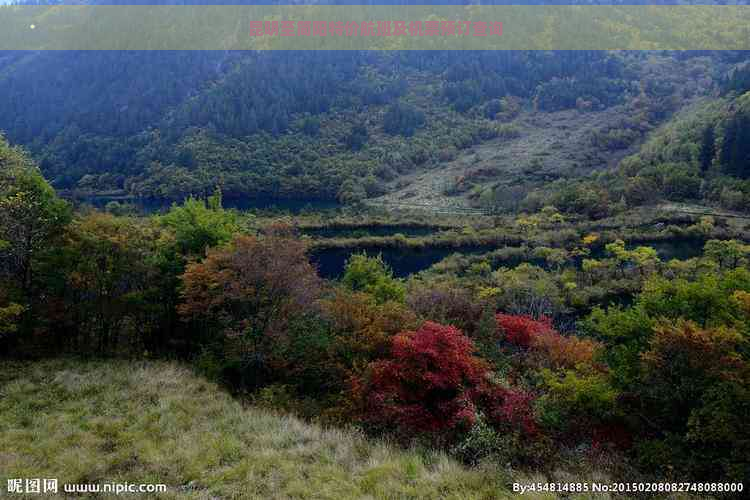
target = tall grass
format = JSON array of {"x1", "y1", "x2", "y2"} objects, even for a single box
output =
[{"x1": 0, "y1": 360, "x2": 542, "y2": 499}]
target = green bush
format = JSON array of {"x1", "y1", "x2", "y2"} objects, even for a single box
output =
[{"x1": 342, "y1": 253, "x2": 406, "y2": 304}]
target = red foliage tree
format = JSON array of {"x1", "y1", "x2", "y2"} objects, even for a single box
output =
[
  {"x1": 481, "y1": 386, "x2": 539, "y2": 436},
  {"x1": 496, "y1": 313, "x2": 553, "y2": 348},
  {"x1": 355, "y1": 321, "x2": 540, "y2": 441},
  {"x1": 356, "y1": 321, "x2": 489, "y2": 436}
]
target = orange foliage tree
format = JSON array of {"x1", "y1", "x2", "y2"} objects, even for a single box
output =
[
  {"x1": 532, "y1": 329, "x2": 601, "y2": 370},
  {"x1": 497, "y1": 312, "x2": 602, "y2": 370},
  {"x1": 320, "y1": 287, "x2": 419, "y2": 376},
  {"x1": 178, "y1": 226, "x2": 321, "y2": 383}
]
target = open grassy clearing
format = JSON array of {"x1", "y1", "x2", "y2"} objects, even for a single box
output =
[
  {"x1": 370, "y1": 55, "x2": 721, "y2": 214},
  {"x1": 0, "y1": 359, "x2": 590, "y2": 500},
  {"x1": 370, "y1": 105, "x2": 642, "y2": 211}
]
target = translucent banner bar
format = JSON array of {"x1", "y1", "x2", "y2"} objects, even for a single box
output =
[{"x1": 1, "y1": 5, "x2": 750, "y2": 50}]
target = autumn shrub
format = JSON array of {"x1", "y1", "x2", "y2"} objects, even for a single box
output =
[
  {"x1": 319, "y1": 288, "x2": 419, "y2": 386},
  {"x1": 496, "y1": 313, "x2": 553, "y2": 348},
  {"x1": 480, "y1": 385, "x2": 538, "y2": 437},
  {"x1": 631, "y1": 320, "x2": 750, "y2": 481},
  {"x1": 354, "y1": 322, "x2": 488, "y2": 440},
  {"x1": 452, "y1": 385, "x2": 546, "y2": 466},
  {"x1": 406, "y1": 280, "x2": 486, "y2": 335},
  {"x1": 179, "y1": 229, "x2": 322, "y2": 389},
  {"x1": 495, "y1": 310, "x2": 604, "y2": 373},
  {"x1": 531, "y1": 329, "x2": 602, "y2": 370},
  {"x1": 179, "y1": 229, "x2": 320, "y2": 332},
  {"x1": 354, "y1": 321, "x2": 540, "y2": 450},
  {"x1": 493, "y1": 312, "x2": 618, "y2": 445}
]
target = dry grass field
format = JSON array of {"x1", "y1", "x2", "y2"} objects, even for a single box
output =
[{"x1": 0, "y1": 360, "x2": 550, "y2": 499}]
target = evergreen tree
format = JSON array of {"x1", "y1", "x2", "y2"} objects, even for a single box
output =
[{"x1": 699, "y1": 125, "x2": 715, "y2": 173}]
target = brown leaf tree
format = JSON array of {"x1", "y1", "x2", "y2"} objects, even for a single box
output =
[{"x1": 178, "y1": 225, "x2": 321, "y2": 385}]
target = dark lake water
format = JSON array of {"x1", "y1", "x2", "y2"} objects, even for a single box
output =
[
  {"x1": 310, "y1": 245, "x2": 490, "y2": 280},
  {"x1": 590, "y1": 238, "x2": 706, "y2": 261},
  {"x1": 66, "y1": 194, "x2": 340, "y2": 215},
  {"x1": 639, "y1": 238, "x2": 706, "y2": 261},
  {"x1": 311, "y1": 238, "x2": 709, "y2": 281},
  {"x1": 302, "y1": 225, "x2": 444, "y2": 239}
]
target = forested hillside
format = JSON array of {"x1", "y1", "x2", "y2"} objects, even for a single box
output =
[
  {"x1": 0, "y1": 50, "x2": 637, "y2": 202},
  {"x1": 524, "y1": 61, "x2": 750, "y2": 217},
  {"x1": 3, "y1": 44, "x2": 749, "y2": 210}
]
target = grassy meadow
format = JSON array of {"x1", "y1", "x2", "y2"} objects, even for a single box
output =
[{"x1": 0, "y1": 359, "x2": 594, "y2": 500}]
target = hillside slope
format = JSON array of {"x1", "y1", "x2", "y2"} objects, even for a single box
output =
[
  {"x1": 369, "y1": 53, "x2": 723, "y2": 213},
  {"x1": 0, "y1": 360, "x2": 547, "y2": 499},
  {"x1": 369, "y1": 105, "x2": 642, "y2": 211},
  {"x1": 0, "y1": 49, "x2": 728, "y2": 207}
]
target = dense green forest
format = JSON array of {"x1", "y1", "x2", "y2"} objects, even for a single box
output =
[
  {"x1": 0, "y1": 50, "x2": 639, "y2": 202},
  {"x1": 2, "y1": 48, "x2": 750, "y2": 215},
  {"x1": 3, "y1": 134, "x2": 750, "y2": 489}
]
